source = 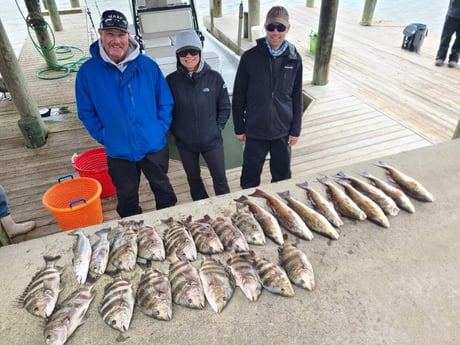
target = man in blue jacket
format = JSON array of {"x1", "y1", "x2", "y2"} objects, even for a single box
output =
[
  {"x1": 75, "y1": 10, "x2": 177, "y2": 218},
  {"x1": 232, "y1": 6, "x2": 303, "y2": 189}
]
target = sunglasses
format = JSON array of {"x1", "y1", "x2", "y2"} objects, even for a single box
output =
[
  {"x1": 102, "y1": 17, "x2": 128, "y2": 30},
  {"x1": 266, "y1": 23, "x2": 287, "y2": 32},
  {"x1": 178, "y1": 49, "x2": 200, "y2": 58}
]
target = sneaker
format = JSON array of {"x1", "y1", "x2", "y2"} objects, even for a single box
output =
[
  {"x1": 435, "y1": 59, "x2": 444, "y2": 66},
  {"x1": 448, "y1": 61, "x2": 457, "y2": 68}
]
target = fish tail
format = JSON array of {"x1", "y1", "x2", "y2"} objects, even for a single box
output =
[
  {"x1": 233, "y1": 195, "x2": 248, "y2": 203},
  {"x1": 295, "y1": 182, "x2": 309, "y2": 190},
  {"x1": 277, "y1": 191, "x2": 290, "y2": 199},
  {"x1": 248, "y1": 189, "x2": 266, "y2": 198}
]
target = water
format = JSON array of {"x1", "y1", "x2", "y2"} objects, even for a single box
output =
[{"x1": 2, "y1": 0, "x2": 447, "y2": 57}]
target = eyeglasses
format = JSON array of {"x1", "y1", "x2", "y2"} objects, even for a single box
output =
[
  {"x1": 266, "y1": 23, "x2": 287, "y2": 32},
  {"x1": 101, "y1": 17, "x2": 128, "y2": 30},
  {"x1": 178, "y1": 49, "x2": 200, "y2": 58}
]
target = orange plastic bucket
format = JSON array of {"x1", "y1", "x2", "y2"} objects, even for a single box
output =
[
  {"x1": 72, "y1": 147, "x2": 116, "y2": 198},
  {"x1": 42, "y1": 175, "x2": 103, "y2": 231}
]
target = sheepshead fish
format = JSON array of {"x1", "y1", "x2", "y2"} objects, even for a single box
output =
[
  {"x1": 335, "y1": 178, "x2": 390, "y2": 228},
  {"x1": 226, "y1": 250, "x2": 262, "y2": 302},
  {"x1": 232, "y1": 203, "x2": 266, "y2": 245},
  {"x1": 44, "y1": 281, "x2": 96, "y2": 345},
  {"x1": 89, "y1": 227, "x2": 111, "y2": 275},
  {"x1": 162, "y1": 217, "x2": 197, "y2": 261},
  {"x1": 249, "y1": 189, "x2": 314, "y2": 241},
  {"x1": 106, "y1": 222, "x2": 138, "y2": 274},
  {"x1": 201, "y1": 214, "x2": 249, "y2": 252},
  {"x1": 136, "y1": 262, "x2": 172, "y2": 321},
  {"x1": 199, "y1": 257, "x2": 235, "y2": 313},
  {"x1": 99, "y1": 272, "x2": 135, "y2": 333},
  {"x1": 296, "y1": 181, "x2": 344, "y2": 228},
  {"x1": 167, "y1": 252, "x2": 205, "y2": 309},
  {"x1": 277, "y1": 191, "x2": 339, "y2": 240},
  {"x1": 69, "y1": 228, "x2": 92, "y2": 284},
  {"x1": 180, "y1": 215, "x2": 224, "y2": 254},
  {"x1": 250, "y1": 251, "x2": 294, "y2": 297},
  {"x1": 278, "y1": 234, "x2": 315, "y2": 291},
  {"x1": 17, "y1": 255, "x2": 64, "y2": 319},
  {"x1": 335, "y1": 171, "x2": 400, "y2": 216},
  {"x1": 233, "y1": 195, "x2": 284, "y2": 245},
  {"x1": 360, "y1": 171, "x2": 415, "y2": 213},
  {"x1": 137, "y1": 222, "x2": 165, "y2": 262},
  {"x1": 373, "y1": 161, "x2": 435, "y2": 202},
  {"x1": 317, "y1": 177, "x2": 367, "y2": 221}
]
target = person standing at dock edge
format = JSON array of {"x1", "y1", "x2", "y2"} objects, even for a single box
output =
[
  {"x1": 0, "y1": 184, "x2": 35, "y2": 237},
  {"x1": 75, "y1": 10, "x2": 177, "y2": 218},
  {"x1": 232, "y1": 6, "x2": 303, "y2": 189},
  {"x1": 167, "y1": 30, "x2": 231, "y2": 201},
  {"x1": 435, "y1": 0, "x2": 460, "y2": 67}
]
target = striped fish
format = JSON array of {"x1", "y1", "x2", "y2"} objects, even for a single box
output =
[
  {"x1": 278, "y1": 234, "x2": 315, "y2": 291},
  {"x1": 296, "y1": 181, "x2": 344, "y2": 228},
  {"x1": 232, "y1": 203, "x2": 266, "y2": 245},
  {"x1": 199, "y1": 257, "x2": 235, "y2": 313},
  {"x1": 106, "y1": 221, "x2": 139, "y2": 274},
  {"x1": 89, "y1": 227, "x2": 111, "y2": 275},
  {"x1": 162, "y1": 217, "x2": 197, "y2": 262},
  {"x1": 69, "y1": 228, "x2": 92, "y2": 284},
  {"x1": 44, "y1": 281, "x2": 96, "y2": 345},
  {"x1": 250, "y1": 251, "x2": 294, "y2": 297},
  {"x1": 136, "y1": 262, "x2": 172, "y2": 321},
  {"x1": 201, "y1": 215, "x2": 249, "y2": 252},
  {"x1": 233, "y1": 195, "x2": 284, "y2": 245},
  {"x1": 137, "y1": 222, "x2": 165, "y2": 262},
  {"x1": 180, "y1": 215, "x2": 224, "y2": 255},
  {"x1": 17, "y1": 255, "x2": 64, "y2": 319},
  {"x1": 99, "y1": 272, "x2": 135, "y2": 333},
  {"x1": 226, "y1": 250, "x2": 262, "y2": 302}
]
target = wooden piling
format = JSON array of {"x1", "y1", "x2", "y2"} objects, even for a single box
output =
[
  {"x1": 360, "y1": 0, "x2": 377, "y2": 26},
  {"x1": 306, "y1": 0, "x2": 315, "y2": 7},
  {"x1": 46, "y1": 0, "x2": 63, "y2": 32},
  {"x1": 452, "y1": 119, "x2": 460, "y2": 139},
  {"x1": 210, "y1": 0, "x2": 222, "y2": 18},
  {"x1": 70, "y1": 0, "x2": 81, "y2": 7},
  {"x1": 248, "y1": 0, "x2": 260, "y2": 42}
]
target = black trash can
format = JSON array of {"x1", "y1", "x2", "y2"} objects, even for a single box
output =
[{"x1": 401, "y1": 23, "x2": 428, "y2": 53}]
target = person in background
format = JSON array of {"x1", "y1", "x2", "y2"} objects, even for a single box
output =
[
  {"x1": 75, "y1": 10, "x2": 177, "y2": 218},
  {"x1": 166, "y1": 30, "x2": 231, "y2": 201},
  {"x1": 435, "y1": 0, "x2": 460, "y2": 67},
  {"x1": 232, "y1": 6, "x2": 303, "y2": 189},
  {"x1": 0, "y1": 184, "x2": 35, "y2": 237}
]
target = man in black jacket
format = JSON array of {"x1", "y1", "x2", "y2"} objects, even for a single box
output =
[
  {"x1": 232, "y1": 6, "x2": 303, "y2": 189},
  {"x1": 435, "y1": 0, "x2": 460, "y2": 67}
]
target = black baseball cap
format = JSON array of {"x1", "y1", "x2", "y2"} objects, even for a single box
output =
[{"x1": 99, "y1": 10, "x2": 129, "y2": 33}]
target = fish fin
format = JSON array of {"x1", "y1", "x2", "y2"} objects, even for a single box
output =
[
  {"x1": 233, "y1": 195, "x2": 248, "y2": 203},
  {"x1": 277, "y1": 190, "x2": 289, "y2": 199}
]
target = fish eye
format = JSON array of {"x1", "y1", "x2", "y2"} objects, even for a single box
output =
[
  {"x1": 111, "y1": 319, "x2": 117, "y2": 326},
  {"x1": 188, "y1": 298, "x2": 192, "y2": 304}
]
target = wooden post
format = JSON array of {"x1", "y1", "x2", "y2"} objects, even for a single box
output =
[
  {"x1": 312, "y1": 0, "x2": 339, "y2": 85},
  {"x1": 46, "y1": 0, "x2": 63, "y2": 31},
  {"x1": 243, "y1": 12, "x2": 248, "y2": 38},
  {"x1": 306, "y1": 0, "x2": 315, "y2": 7},
  {"x1": 70, "y1": 0, "x2": 80, "y2": 7},
  {"x1": 25, "y1": 0, "x2": 58, "y2": 68},
  {"x1": 360, "y1": 0, "x2": 377, "y2": 26},
  {"x1": 237, "y1": 2, "x2": 243, "y2": 55},
  {"x1": 42, "y1": 0, "x2": 48, "y2": 10},
  {"x1": 248, "y1": 0, "x2": 260, "y2": 42},
  {"x1": 0, "y1": 18, "x2": 48, "y2": 148},
  {"x1": 210, "y1": 0, "x2": 222, "y2": 18},
  {"x1": 209, "y1": 0, "x2": 214, "y2": 33},
  {"x1": 452, "y1": 118, "x2": 460, "y2": 139}
]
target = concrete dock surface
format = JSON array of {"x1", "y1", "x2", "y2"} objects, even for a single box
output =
[{"x1": 1, "y1": 139, "x2": 459, "y2": 345}]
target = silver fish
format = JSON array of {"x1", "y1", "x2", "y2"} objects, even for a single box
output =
[
  {"x1": 249, "y1": 189, "x2": 314, "y2": 241},
  {"x1": 162, "y1": 217, "x2": 197, "y2": 262},
  {"x1": 137, "y1": 222, "x2": 165, "y2": 262},
  {"x1": 44, "y1": 282, "x2": 96, "y2": 345},
  {"x1": 335, "y1": 171, "x2": 400, "y2": 216},
  {"x1": 199, "y1": 257, "x2": 235, "y2": 313},
  {"x1": 233, "y1": 195, "x2": 284, "y2": 245},
  {"x1": 180, "y1": 215, "x2": 224, "y2": 254},
  {"x1": 167, "y1": 252, "x2": 205, "y2": 309},
  {"x1": 17, "y1": 255, "x2": 64, "y2": 319},
  {"x1": 317, "y1": 176, "x2": 367, "y2": 221},
  {"x1": 277, "y1": 191, "x2": 339, "y2": 240},
  {"x1": 373, "y1": 161, "x2": 435, "y2": 202},
  {"x1": 296, "y1": 181, "x2": 344, "y2": 228},
  {"x1": 226, "y1": 250, "x2": 262, "y2": 302},
  {"x1": 232, "y1": 203, "x2": 266, "y2": 245},
  {"x1": 89, "y1": 227, "x2": 111, "y2": 275},
  {"x1": 335, "y1": 178, "x2": 390, "y2": 228},
  {"x1": 69, "y1": 228, "x2": 92, "y2": 284},
  {"x1": 250, "y1": 251, "x2": 294, "y2": 297},
  {"x1": 201, "y1": 214, "x2": 249, "y2": 252},
  {"x1": 99, "y1": 272, "x2": 135, "y2": 333},
  {"x1": 137, "y1": 262, "x2": 172, "y2": 321},
  {"x1": 106, "y1": 222, "x2": 138, "y2": 273},
  {"x1": 278, "y1": 234, "x2": 315, "y2": 291},
  {"x1": 359, "y1": 171, "x2": 416, "y2": 213}
]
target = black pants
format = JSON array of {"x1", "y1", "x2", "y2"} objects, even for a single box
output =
[
  {"x1": 107, "y1": 146, "x2": 177, "y2": 218},
  {"x1": 177, "y1": 143, "x2": 230, "y2": 201},
  {"x1": 240, "y1": 136, "x2": 291, "y2": 189},
  {"x1": 436, "y1": 15, "x2": 460, "y2": 62}
]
